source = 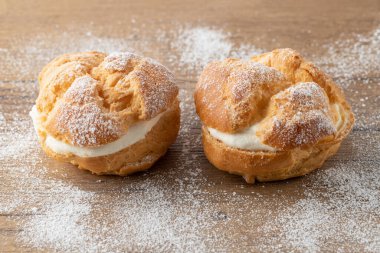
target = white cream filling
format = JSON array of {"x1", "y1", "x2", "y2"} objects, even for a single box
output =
[
  {"x1": 208, "y1": 124, "x2": 276, "y2": 152},
  {"x1": 30, "y1": 105, "x2": 164, "y2": 157},
  {"x1": 208, "y1": 103, "x2": 345, "y2": 152},
  {"x1": 333, "y1": 103, "x2": 345, "y2": 130}
]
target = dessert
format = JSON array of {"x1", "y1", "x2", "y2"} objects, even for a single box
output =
[
  {"x1": 30, "y1": 51, "x2": 180, "y2": 175},
  {"x1": 194, "y1": 48, "x2": 354, "y2": 183}
]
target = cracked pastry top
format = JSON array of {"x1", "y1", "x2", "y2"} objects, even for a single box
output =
[
  {"x1": 31, "y1": 51, "x2": 180, "y2": 175},
  {"x1": 194, "y1": 48, "x2": 354, "y2": 183}
]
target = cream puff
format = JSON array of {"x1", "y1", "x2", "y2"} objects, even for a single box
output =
[
  {"x1": 30, "y1": 51, "x2": 180, "y2": 175},
  {"x1": 194, "y1": 48, "x2": 354, "y2": 183}
]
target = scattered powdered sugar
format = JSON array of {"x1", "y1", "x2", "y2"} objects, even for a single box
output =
[
  {"x1": 0, "y1": 24, "x2": 379, "y2": 252},
  {"x1": 173, "y1": 27, "x2": 232, "y2": 69},
  {"x1": 172, "y1": 26, "x2": 264, "y2": 72},
  {"x1": 0, "y1": 31, "x2": 140, "y2": 81},
  {"x1": 1, "y1": 87, "x2": 378, "y2": 252},
  {"x1": 261, "y1": 161, "x2": 380, "y2": 252},
  {"x1": 0, "y1": 112, "x2": 36, "y2": 160},
  {"x1": 314, "y1": 26, "x2": 380, "y2": 87},
  {"x1": 0, "y1": 25, "x2": 263, "y2": 81},
  {"x1": 312, "y1": 26, "x2": 380, "y2": 130},
  {"x1": 19, "y1": 181, "x2": 94, "y2": 251}
]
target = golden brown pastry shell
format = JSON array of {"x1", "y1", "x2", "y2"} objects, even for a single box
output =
[
  {"x1": 38, "y1": 102, "x2": 180, "y2": 175},
  {"x1": 195, "y1": 48, "x2": 355, "y2": 183}
]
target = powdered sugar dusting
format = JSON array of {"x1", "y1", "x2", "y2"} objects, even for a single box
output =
[
  {"x1": 38, "y1": 49, "x2": 178, "y2": 146},
  {"x1": 55, "y1": 102, "x2": 119, "y2": 146},
  {"x1": 267, "y1": 82, "x2": 336, "y2": 148},
  {"x1": 195, "y1": 59, "x2": 286, "y2": 131},
  {"x1": 47, "y1": 74, "x2": 120, "y2": 147},
  {"x1": 172, "y1": 26, "x2": 264, "y2": 73},
  {"x1": 314, "y1": 26, "x2": 380, "y2": 86},
  {"x1": 103, "y1": 52, "x2": 138, "y2": 71},
  {"x1": 312, "y1": 26, "x2": 380, "y2": 130},
  {"x1": 173, "y1": 27, "x2": 232, "y2": 69},
  {"x1": 230, "y1": 61, "x2": 285, "y2": 100},
  {"x1": 0, "y1": 32, "x2": 140, "y2": 81},
  {"x1": 0, "y1": 112, "x2": 36, "y2": 161},
  {"x1": 19, "y1": 181, "x2": 94, "y2": 251},
  {"x1": 132, "y1": 57, "x2": 178, "y2": 118},
  {"x1": 286, "y1": 82, "x2": 330, "y2": 111},
  {"x1": 0, "y1": 23, "x2": 379, "y2": 252},
  {"x1": 0, "y1": 83, "x2": 379, "y2": 252},
  {"x1": 260, "y1": 161, "x2": 380, "y2": 252},
  {"x1": 63, "y1": 75, "x2": 98, "y2": 104}
]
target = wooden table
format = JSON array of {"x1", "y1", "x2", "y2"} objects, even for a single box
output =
[{"x1": 1, "y1": 0, "x2": 379, "y2": 252}]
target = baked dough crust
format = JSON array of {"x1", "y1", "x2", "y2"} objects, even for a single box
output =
[
  {"x1": 39, "y1": 102, "x2": 180, "y2": 175},
  {"x1": 34, "y1": 51, "x2": 180, "y2": 175},
  {"x1": 195, "y1": 48, "x2": 354, "y2": 183}
]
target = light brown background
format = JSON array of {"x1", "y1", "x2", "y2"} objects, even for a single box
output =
[{"x1": 0, "y1": 0, "x2": 379, "y2": 252}]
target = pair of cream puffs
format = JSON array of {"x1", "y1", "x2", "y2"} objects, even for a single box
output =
[{"x1": 30, "y1": 49, "x2": 354, "y2": 183}]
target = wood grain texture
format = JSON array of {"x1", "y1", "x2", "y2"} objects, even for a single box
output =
[{"x1": 0, "y1": 0, "x2": 379, "y2": 252}]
